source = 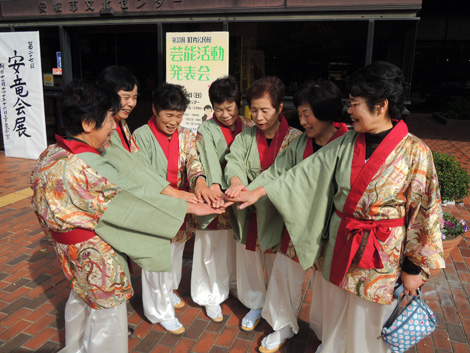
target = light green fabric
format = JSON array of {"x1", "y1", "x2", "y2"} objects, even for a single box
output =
[
  {"x1": 264, "y1": 132, "x2": 354, "y2": 271},
  {"x1": 131, "y1": 125, "x2": 169, "y2": 181},
  {"x1": 224, "y1": 126, "x2": 301, "y2": 248},
  {"x1": 79, "y1": 152, "x2": 187, "y2": 273},
  {"x1": 197, "y1": 119, "x2": 230, "y2": 189},
  {"x1": 101, "y1": 132, "x2": 170, "y2": 193},
  {"x1": 246, "y1": 133, "x2": 309, "y2": 251},
  {"x1": 195, "y1": 119, "x2": 229, "y2": 229}
]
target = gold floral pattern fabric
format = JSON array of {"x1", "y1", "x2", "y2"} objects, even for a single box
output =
[
  {"x1": 121, "y1": 120, "x2": 140, "y2": 153},
  {"x1": 331, "y1": 134, "x2": 444, "y2": 304},
  {"x1": 31, "y1": 144, "x2": 133, "y2": 309}
]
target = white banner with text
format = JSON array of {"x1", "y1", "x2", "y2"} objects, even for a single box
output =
[{"x1": 0, "y1": 31, "x2": 47, "y2": 159}]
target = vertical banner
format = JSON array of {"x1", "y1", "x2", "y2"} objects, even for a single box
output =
[
  {"x1": 166, "y1": 32, "x2": 229, "y2": 134},
  {"x1": 0, "y1": 31, "x2": 47, "y2": 159}
]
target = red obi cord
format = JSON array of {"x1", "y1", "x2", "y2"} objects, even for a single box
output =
[{"x1": 329, "y1": 209, "x2": 405, "y2": 286}]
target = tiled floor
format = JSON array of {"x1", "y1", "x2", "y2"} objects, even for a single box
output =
[{"x1": 0, "y1": 113, "x2": 470, "y2": 352}]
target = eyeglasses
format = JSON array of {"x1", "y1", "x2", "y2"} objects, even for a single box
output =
[{"x1": 346, "y1": 99, "x2": 369, "y2": 108}]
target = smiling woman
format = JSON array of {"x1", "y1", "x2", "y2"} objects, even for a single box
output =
[{"x1": 30, "y1": 79, "x2": 196, "y2": 353}]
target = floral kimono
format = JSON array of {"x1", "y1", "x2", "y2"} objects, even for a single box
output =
[
  {"x1": 248, "y1": 123, "x2": 349, "y2": 260},
  {"x1": 264, "y1": 120, "x2": 445, "y2": 304},
  {"x1": 115, "y1": 119, "x2": 139, "y2": 153},
  {"x1": 132, "y1": 116, "x2": 206, "y2": 242},
  {"x1": 31, "y1": 136, "x2": 186, "y2": 309},
  {"x1": 196, "y1": 115, "x2": 254, "y2": 229},
  {"x1": 224, "y1": 115, "x2": 302, "y2": 252}
]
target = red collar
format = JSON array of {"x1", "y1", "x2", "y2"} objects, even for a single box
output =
[
  {"x1": 257, "y1": 115, "x2": 290, "y2": 171},
  {"x1": 148, "y1": 116, "x2": 180, "y2": 188},
  {"x1": 55, "y1": 135, "x2": 100, "y2": 155},
  {"x1": 213, "y1": 115, "x2": 243, "y2": 147}
]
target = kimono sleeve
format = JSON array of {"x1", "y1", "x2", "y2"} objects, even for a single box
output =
[
  {"x1": 264, "y1": 137, "x2": 345, "y2": 270},
  {"x1": 79, "y1": 152, "x2": 187, "y2": 273},
  {"x1": 197, "y1": 126, "x2": 226, "y2": 189},
  {"x1": 404, "y1": 143, "x2": 445, "y2": 277},
  {"x1": 101, "y1": 134, "x2": 170, "y2": 193},
  {"x1": 224, "y1": 132, "x2": 250, "y2": 186}
]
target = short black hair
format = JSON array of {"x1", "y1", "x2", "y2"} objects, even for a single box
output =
[
  {"x1": 246, "y1": 76, "x2": 285, "y2": 111},
  {"x1": 61, "y1": 79, "x2": 120, "y2": 136},
  {"x1": 96, "y1": 66, "x2": 139, "y2": 93},
  {"x1": 204, "y1": 105, "x2": 212, "y2": 110},
  {"x1": 293, "y1": 79, "x2": 343, "y2": 122},
  {"x1": 209, "y1": 76, "x2": 242, "y2": 110},
  {"x1": 345, "y1": 61, "x2": 405, "y2": 120},
  {"x1": 152, "y1": 83, "x2": 190, "y2": 113}
]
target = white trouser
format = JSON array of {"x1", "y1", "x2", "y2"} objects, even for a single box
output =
[
  {"x1": 172, "y1": 242, "x2": 185, "y2": 290},
  {"x1": 235, "y1": 241, "x2": 276, "y2": 310},
  {"x1": 309, "y1": 271, "x2": 393, "y2": 353},
  {"x1": 59, "y1": 290, "x2": 128, "y2": 353},
  {"x1": 141, "y1": 242, "x2": 185, "y2": 324},
  {"x1": 262, "y1": 253, "x2": 307, "y2": 334},
  {"x1": 191, "y1": 229, "x2": 234, "y2": 306}
]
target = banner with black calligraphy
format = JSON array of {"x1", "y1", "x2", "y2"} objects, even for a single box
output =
[
  {"x1": 0, "y1": 31, "x2": 47, "y2": 159},
  {"x1": 166, "y1": 32, "x2": 229, "y2": 134}
]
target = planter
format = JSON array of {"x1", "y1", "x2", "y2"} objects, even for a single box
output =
[{"x1": 429, "y1": 235, "x2": 463, "y2": 277}]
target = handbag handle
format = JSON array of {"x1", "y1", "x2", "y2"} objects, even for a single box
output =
[{"x1": 383, "y1": 284, "x2": 421, "y2": 328}]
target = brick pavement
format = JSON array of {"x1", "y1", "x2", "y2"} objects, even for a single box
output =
[{"x1": 0, "y1": 113, "x2": 470, "y2": 353}]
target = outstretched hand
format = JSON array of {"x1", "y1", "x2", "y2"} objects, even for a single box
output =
[
  {"x1": 225, "y1": 187, "x2": 267, "y2": 210},
  {"x1": 195, "y1": 177, "x2": 221, "y2": 205},
  {"x1": 187, "y1": 202, "x2": 225, "y2": 216}
]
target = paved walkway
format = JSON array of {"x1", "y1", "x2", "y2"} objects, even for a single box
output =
[{"x1": 0, "y1": 113, "x2": 470, "y2": 353}]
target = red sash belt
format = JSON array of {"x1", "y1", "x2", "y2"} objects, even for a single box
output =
[
  {"x1": 330, "y1": 209, "x2": 405, "y2": 285},
  {"x1": 50, "y1": 228, "x2": 96, "y2": 245}
]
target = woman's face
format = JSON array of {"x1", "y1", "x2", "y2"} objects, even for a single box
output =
[
  {"x1": 250, "y1": 94, "x2": 282, "y2": 138},
  {"x1": 116, "y1": 85, "x2": 138, "y2": 122},
  {"x1": 298, "y1": 103, "x2": 330, "y2": 139},
  {"x1": 347, "y1": 95, "x2": 385, "y2": 134},
  {"x1": 86, "y1": 110, "x2": 117, "y2": 152},
  {"x1": 153, "y1": 106, "x2": 184, "y2": 137},
  {"x1": 213, "y1": 100, "x2": 239, "y2": 129}
]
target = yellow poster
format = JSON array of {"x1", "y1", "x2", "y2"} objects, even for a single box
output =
[{"x1": 166, "y1": 32, "x2": 229, "y2": 134}]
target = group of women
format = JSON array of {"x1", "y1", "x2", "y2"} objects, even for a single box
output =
[{"x1": 31, "y1": 60, "x2": 445, "y2": 353}]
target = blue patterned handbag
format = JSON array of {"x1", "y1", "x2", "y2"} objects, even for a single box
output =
[{"x1": 379, "y1": 284, "x2": 437, "y2": 353}]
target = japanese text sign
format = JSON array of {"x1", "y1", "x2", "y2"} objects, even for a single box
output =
[
  {"x1": 166, "y1": 32, "x2": 228, "y2": 134},
  {"x1": 0, "y1": 32, "x2": 47, "y2": 159}
]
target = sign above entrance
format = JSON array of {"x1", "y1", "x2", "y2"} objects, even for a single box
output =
[
  {"x1": 166, "y1": 31, "x2": 228, "y2": 134},
  {"x1": 0, "y1": 0, "x2": 284, "y2": 18}
]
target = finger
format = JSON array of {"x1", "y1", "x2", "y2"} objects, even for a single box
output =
[{"x1": 238, "y1": 201, "x2": 251, "y2": 210}]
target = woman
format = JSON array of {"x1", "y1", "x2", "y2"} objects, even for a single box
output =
[
  {"x1": 30, "y1": 80, "x2": 221, "y2": 353},
  {"x1": 132, "y1": 83, "x2": 219, "y2": 334},
  {"x1": 230, "y1": 61, "x2": 445, "y2": 353},
  {"x1": 97, "y1": 66, "x2": 196, "y2": 203},
  {"x1": 224, "y1": 76, "x2": 302, "y2": 332},
  {"x1": 234, "y1": 79, "x2": 348, "y2": 352},
  {"x1": 194, "y1": 76, "x2": 254, "y2": 322}
]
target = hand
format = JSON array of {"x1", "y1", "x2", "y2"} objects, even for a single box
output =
[
  {"x1": 208, "y1": 184, "x2": 226, "y2": 208},
  {"x1": 187, "y1": 202, "x2": 225, "y2": 216},
  {"x1": 225, "y1": 177, "x2": 247, "y2": 198},
  {"x1": 400, "y1": 271, "x2": 423, "y2": 297},
  {"x1": 225, "y1": 187, "x2": 267, "y2": 209},
  {"x1": 162, "y1": 186, "x2": 200, "y2": 203},
  {"x1": 195, "y1": 177, "x2": 220, "y2": 205}
]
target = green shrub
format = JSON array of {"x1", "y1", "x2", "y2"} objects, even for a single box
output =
[
  {"x1": 432, "y1": 151, "x2": 470, "y2": 202},
  {"x1": 440, "y1": 96, "x2": 470, "y2": 120}
]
